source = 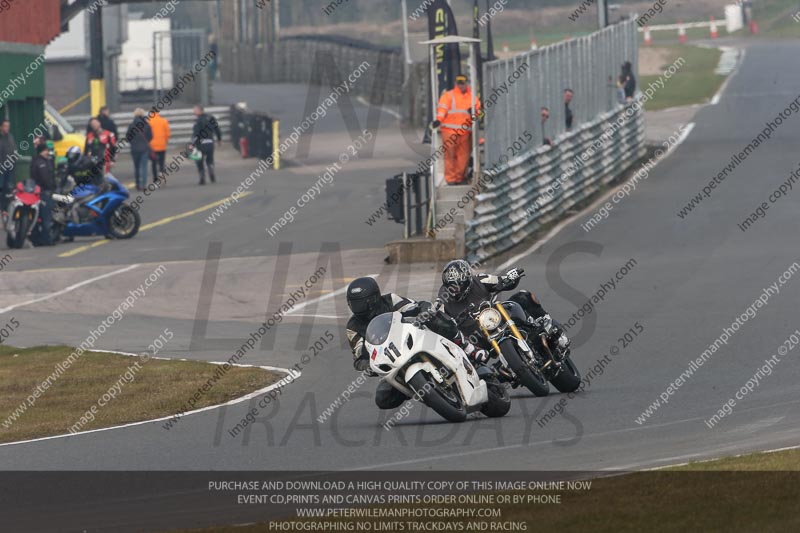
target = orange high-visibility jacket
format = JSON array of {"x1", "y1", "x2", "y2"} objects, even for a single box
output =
[
  {"x1": 436, "y1": 87, "x2": 482, "y2": 131},
  {"x1": 149, "y1": 113, "x2": 171, "y2": 152}
]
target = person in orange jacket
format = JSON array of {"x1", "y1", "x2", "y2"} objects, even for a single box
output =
[
  {"x1": 432, "y1": 74, "x2": 482, "y2": 185},
  {"x1": 148, "y1": 110, "x2": 171, "y2": 184}
]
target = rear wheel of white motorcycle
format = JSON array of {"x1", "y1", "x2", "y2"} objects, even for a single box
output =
[
  {"x1": 550, "y1": 356, "x2": 582, "y2": 393},
  {"x1": 108, "y1": 204, "x2": 140, "y2": 239},
  {"x1": 499, "y1": 338, "x2": 550, "y2": 397},
  {"x1": 480, "y1": 375, "x2": 511, "y2": 418},
  {"x1": 408, "y1": 371, "x2": 467, "y2": 423}
]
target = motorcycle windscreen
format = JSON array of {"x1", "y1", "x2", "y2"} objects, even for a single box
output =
[
  {"x1": 365, "y1": 313, "x2": 394, "y2": 345},
  {"x1": 22, "y1": 179, "x2": 38, "y2": 193},
  {"x1": 105, "y1": 174, "x2": 123, "y2": 190}
]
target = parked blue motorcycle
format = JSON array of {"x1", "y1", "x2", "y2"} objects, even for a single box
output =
[{"x1": 50, "y1": 174, "x2": 141, "y2": 243}]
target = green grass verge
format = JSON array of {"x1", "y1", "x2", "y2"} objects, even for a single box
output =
[
  {"x1": 755, "y1": 0, "x2": 800, "y2": 37},
  {"x1": 0, "y1": 345, "x2": 281, "y2": 443},
  {"x1": 667, "y1": 447, "x2": 800, "y2": 471},
  {"x1": 640, "y1": 44, "x2": 726, "y2": 110}
]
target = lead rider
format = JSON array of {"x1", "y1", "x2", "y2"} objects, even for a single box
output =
[{"x1": 438, "y1": 259, "x2": 569, "y2": 351}]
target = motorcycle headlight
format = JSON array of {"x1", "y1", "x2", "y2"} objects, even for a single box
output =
[{"x1": 478, "y1": 308, "x2": 502, "y2": 331}]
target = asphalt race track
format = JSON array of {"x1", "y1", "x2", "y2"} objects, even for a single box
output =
[{"x1": 2, "y1": 41, "x2": 800, "y2": 531}]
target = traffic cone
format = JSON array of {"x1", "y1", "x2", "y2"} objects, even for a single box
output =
[
  {"x1": 678, "y1": 20, "x2": 687, "y2": 43},
  {"x1": 643, "y1": 26, "x2": 653, "y2": 46},
  {"x1": 530, "y1": 37, "x2": 538, "y2": 51},
  {"x1": 502, "y1": 42, "x2": 509, "y2": 53},
  {"x1": 709, "y1": 16, "x2": 718, "y2": 39}
]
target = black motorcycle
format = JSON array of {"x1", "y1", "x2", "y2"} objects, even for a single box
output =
[{"x1": 457, "y1": 281, "x2": 582, "y2": 397}]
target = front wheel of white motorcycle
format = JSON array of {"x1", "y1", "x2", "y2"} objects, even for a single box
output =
[
  {"x1": 408, "y1": 371, "x2": 467, "y2": 423},
  {"x1": 480, "y1": 375, "x2": 511, "y2": 418}
]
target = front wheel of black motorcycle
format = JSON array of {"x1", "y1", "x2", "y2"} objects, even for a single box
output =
[
  {"x1": 408, "y1": 371, "x2": 467, "y2": 423},
  {"x1": 108, "y1": 204, "x2": 140, "y2": 239},
  {"x1": 550, "y1": 356, "x2": 582, "y2": 393},
  {"x1": 499, "y1": 338, "x2": 550, "y2": 397}
]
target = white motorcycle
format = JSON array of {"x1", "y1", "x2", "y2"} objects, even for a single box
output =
[{"x1": 365, "y1": 311, "x2": 511, "y2": 423}]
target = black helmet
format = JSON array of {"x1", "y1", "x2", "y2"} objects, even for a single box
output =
[
  {"x1": 66, "y1": 146, "x2": 82, "y2": 164},
  {"x1": 347, "y1": 277, "x2": 383, "y2": 319},
  {"x1": 442, "y1": 260, "x2": 473, "y2": 302}
]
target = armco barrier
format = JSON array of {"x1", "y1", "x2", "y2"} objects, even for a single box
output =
[{"x1": 466, "y1": 102, "x2": 646, "y2": 263}]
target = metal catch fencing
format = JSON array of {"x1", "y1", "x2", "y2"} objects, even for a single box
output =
[
  {"x1": 219, "y1": 36, "x2": 406, "y2": 107},
  {"x1": 483, "y1": 19, "x2": 639, "y2": 168},
  {"x1": 466, "y1": 102, "x2": 646, "y2": 264}
]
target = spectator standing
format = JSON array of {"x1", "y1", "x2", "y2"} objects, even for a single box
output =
[
  {"x1": 86, "y1": 106, "x2": 119, "y2": 139},
  {"x1": 622, "y1": 62, "x2": 636, "y2": 102},
  {"x1": 191, "y1": 104, "x2": 222, "y2": 185},
  {"x1": 616, "y1": 74, "x2": 627, "y2": 105},
  {"x1": 30, "y1": 143, "x2": 56, "y2": 245},
  {"x1": 208, "y1": 34, "x2": 219, "y2": 81},
  {"x1": 85, "y1": 118, "x2": 117, "y2": 174},
  {"x1": 564, "y1": 89, "x2": 574, "y2": 131},
  {"x1": 126, "y1": 109, "x2": 153, "y2": 191},
  {"x1": 149, "y1": 110, "x2": 171, "y2": 185},
  {"x1": 0, "y1": 119, "x2": 16, "y2": 214},
  {"x1": 540, "y1": 107, "x2": 552, "y2": 146}
]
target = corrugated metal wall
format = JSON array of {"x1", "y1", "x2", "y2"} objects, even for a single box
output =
[{"x1": 0, "y1": 0, "x2": 61, "y2": 46}]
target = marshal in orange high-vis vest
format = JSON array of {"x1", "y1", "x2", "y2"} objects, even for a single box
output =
[{"x1": 436, "y1": 78, "x2": 481, "y2": 185}]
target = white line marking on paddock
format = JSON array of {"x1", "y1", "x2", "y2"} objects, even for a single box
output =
[
  {"x1": 0, "y1": 350, "x2": 299, "y2": 448},
  {"x1": 0, "y1": 264, "x2": 141, "y2": 315},
  {"x1": 499, "y1": 124, "x2": 695, "y2": 271}
]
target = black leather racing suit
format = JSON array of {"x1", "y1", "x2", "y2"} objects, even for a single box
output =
[
  {"x1": 67, "y1": 155, "x2": 104, "y2": 188},
  {"x1": 437, "y1": 272, "x2": 548, "y2": 344},
  {"x1": 346, "y1": 293, "x2": 464, "y2": 410}
]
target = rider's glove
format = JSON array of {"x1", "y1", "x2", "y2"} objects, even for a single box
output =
[
  {"x1": 503, "y1": 268, "x2": 523, "y2": 282},
  {"x1": 533, "y1": 314, "x2": 554, "y2": 335},
  {"x1": 431, "y1": 120, "x2": 441, "y2": 129},
  {"x1": 353, "y1": 357, "x2": 371, "y2": 372}
]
